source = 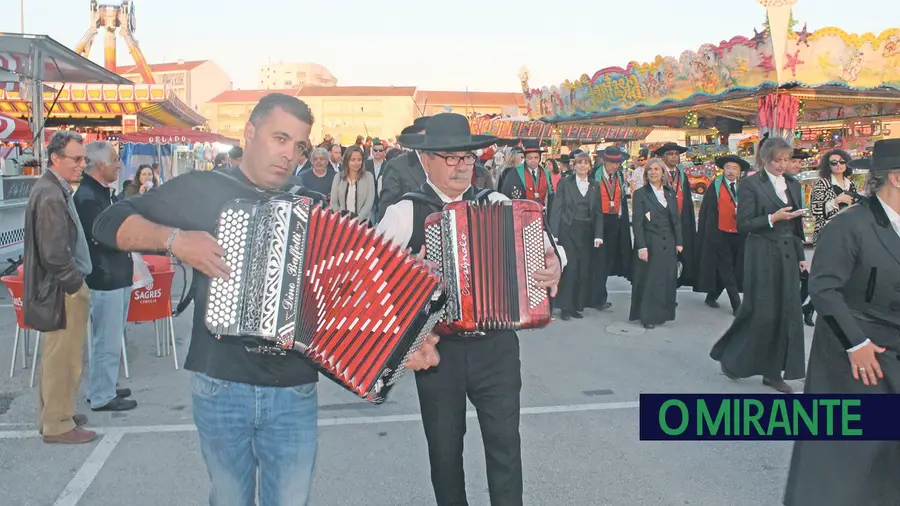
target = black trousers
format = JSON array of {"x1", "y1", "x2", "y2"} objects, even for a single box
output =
[
  {"x1": 800, "y1": 271, "x2": 814, "y2": 311},
  {"x1": 557, "y1": 219, "x2": 593, "y2": 313},
  {"x1": 705, "y1": 232, "x2": 742, "y2": 310},
  {"x1": 593, "y1": 215, "x2": 622, "y2": 306},
  {"x1": 415, "y1": 331, "x2": 523, "y2": 506}
]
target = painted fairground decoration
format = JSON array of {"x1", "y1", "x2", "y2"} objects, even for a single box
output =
[
  {"x1": 521, "y1": 14, "x2": 900, "y2": 122},
  {"x1": 468, "y1": 115, "x2": 653, "y2": 142}
]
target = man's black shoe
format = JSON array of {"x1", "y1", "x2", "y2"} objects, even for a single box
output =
[{"x1": 91, "y1": 396, "x2": 138, "y2": 412}]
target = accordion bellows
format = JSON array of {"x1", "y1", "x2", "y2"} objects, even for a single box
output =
[
  {"x1": 423, "y1": 200, "x2": 551, "y2": 335},
  {"x1": 205, "y1": 195, "x2": 444, "y2": 403}
]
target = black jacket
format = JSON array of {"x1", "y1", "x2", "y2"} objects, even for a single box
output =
[{"x1": 74, "y1": 173, "x2": 133, "y2": 290}]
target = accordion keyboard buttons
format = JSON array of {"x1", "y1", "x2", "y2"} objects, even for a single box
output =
[
  {"x1": 522, "y1": 219, "x2": 546, "y2": 309},
  {"x1": 207, "y1": 209, "x2": 250, "y2": 328}
]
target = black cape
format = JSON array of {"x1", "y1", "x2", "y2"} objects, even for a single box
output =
[
  {"x1": 668, "y1": 167, "x2": 698, "y2": 287},
  {"x1": 593, "y1": 169, "x2": 633, "y2": 281},
  {"x1": 693, "y1": 176, "x2": 745, "y2": 294},
  {"x1": 784, "y1": 198, "x2": 900, "y2": 506}
]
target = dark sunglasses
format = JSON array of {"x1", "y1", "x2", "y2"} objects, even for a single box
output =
[{"x1": 829, "y1": 160, "x2": 847, "y2": 166}]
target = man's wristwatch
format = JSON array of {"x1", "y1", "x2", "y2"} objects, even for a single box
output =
[{"x1": 166, "y1": 228, "x2": 181, "y2": 257}]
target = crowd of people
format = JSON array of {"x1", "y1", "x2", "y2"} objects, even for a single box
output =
[{"x1": 20, "y1": 91, "x2": 900, "y2": 506}]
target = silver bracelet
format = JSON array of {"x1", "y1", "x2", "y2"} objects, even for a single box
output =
[{"x1": 166, "y1": 228, "x2": 181, "y2": 257}]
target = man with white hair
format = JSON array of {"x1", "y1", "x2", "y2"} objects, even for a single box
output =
[{"x1": 74, "y1": 141, "x2": 137, "y2": 412}]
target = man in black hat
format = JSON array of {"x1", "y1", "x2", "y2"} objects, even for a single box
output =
[
  {"x1": 790, "y1": 148, "x2": 811, "y2": 175},
  {"x1": 378, "y1": 116, "x2": 431, "y2": 214},
  {"x1": 654, "y1": 142, "x2": 698, "y2": 287},
  {"x1": 591, "y1": 146, "x2": 633, "y2": 309},
  {"x1": 694, "y1": 155, "x2": 751, "y2": 314},
  {"x1": 377, "y1": 113, "x2": 563, "y2": 506},
  {"x1": 500, "y1": 139, "x2": 555, "y2": 212},
  {"x1": 783, "y1": 138, "x2": 900, "y2": 506}
]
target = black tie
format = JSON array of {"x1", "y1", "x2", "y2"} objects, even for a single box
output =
[{"x1": 729, "y1": 182, "x2": 736, "y2": 194}]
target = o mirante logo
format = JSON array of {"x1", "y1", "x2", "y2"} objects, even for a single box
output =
[{"x1": 638, "y1": 394, "x2": 899, "y2": 441}]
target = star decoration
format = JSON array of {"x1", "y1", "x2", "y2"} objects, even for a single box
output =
[
  {"x1": 750, "y1": 27, "x2": 767, "y2": 48},
  {"x1": 784, "y1": 50, "x2": 804, "y2": 77},
  {"x1": 796, "y1": 23, "x2": 810, "y2": 47},
  {"x1": 758, "y1": 53, "x2": 775, "y2": 77}
]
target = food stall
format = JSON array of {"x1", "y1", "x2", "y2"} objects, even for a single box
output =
[{"x1": 117, "y1": 126, "x2": 240, "y2": 182}]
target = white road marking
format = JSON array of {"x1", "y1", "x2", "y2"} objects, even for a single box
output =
[
  {"x1": 51, "y1": 429, "x2": 124, "y2": 506},
  {"x1": 0, "y1": 400, "x2": 639, "y2": 439}
]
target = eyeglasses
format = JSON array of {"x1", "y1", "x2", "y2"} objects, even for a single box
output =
[
  {"x1": 431, "y1": 153, "x2": 477, "y2": 166},
  {"x1": 829, "y1": 160, "x2": 847, "y2": 166},
  {"x1": 57, "y1": 154, "x2": 86, "y2": 163}
]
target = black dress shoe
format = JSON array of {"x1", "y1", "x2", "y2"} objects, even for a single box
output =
[
  {"x1": 593, "y1": 302, "x2": 612, "y2": 310},
  {"x1": 91, "y1": 396, "x2": 138, "y2": 412},
  {"x1": 87, "y1": 388, "x2": 131, "y2": 404},
  {"x1": 560, "y1": 312, "x2": 571, "y2": 321},
  {"x1": 643, "y1": 323, "x2": 655, "y2": 329},
  {"x1": 705, "y1": 299, "x2": 720, "y2": 309},
  {"x1": 571, "y1": 311, "x2": 583, "y2": 319}
]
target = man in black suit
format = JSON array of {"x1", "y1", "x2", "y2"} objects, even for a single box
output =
[{"x1": 377, "y1": 116, "x2": 430, "y2": 217}]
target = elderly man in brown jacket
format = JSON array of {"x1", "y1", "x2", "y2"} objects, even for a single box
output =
[{"x1": 23, "y1": 131, "x2": 95, "y2": 444}]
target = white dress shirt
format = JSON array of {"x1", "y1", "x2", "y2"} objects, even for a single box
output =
[
  {"x1": 766, "y1": 169, "x2": 792, "y2": 227},
  {"x1": 881, "y1": 196, "x2": 900, "y2": 238},
  {"x1": 376, "y1": 179, "x2": 566, "y2": 268},
  {"x1": 651, "y1": 184, "x2": 667, "y2": 207},
  {"x1": 767, "y1": 169, "x2": 789, "y2": 203},
  {"x1": 575, "y1": 174, "x2": 590, "y2": 196}
]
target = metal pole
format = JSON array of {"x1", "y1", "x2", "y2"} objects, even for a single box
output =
[{"x1": 20, "y1": 0, "x2": 24, "y2": 33}]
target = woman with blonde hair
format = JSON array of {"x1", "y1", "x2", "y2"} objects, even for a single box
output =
[
  {"x1": 629, "y1": 158, "x2": 681, "y2": 329},
  {"x1": 330, "y1": 145, "x2": 375, "y2": 222},
  {"x1": 710, "y1": 136, "x2": 807, "y2": 393}
]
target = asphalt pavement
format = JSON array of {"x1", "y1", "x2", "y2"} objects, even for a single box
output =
[{"x1": 0, "y1": 272, "x2": 813, "y2": 506}]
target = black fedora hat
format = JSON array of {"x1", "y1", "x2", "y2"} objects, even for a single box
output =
[
  {"x1": 848, "y1": 139, "x2": 900, "y2": 172},
  {"x1": 653, "y1": 142, "x2": 688, "y2": 156},
  {"x1": 400, "y1": 115, "x2": 432, "y2": 136},
  {"x1": 521, "y1": 139, "x2": 545, "y2": 154},
  {"x1": 397, "y1": 113, "x2": 498, "y2": 152},
  {"x1": 792, "y1": 148, "x2": 810, "y2": 160},
  {"x1": 558, "y1": 154, "x2": 570, "y2": 164},
  {"x1": 715, "y1": 155, "x2": 751, "y2": 173},
  {"x1": 599, "y1": 146, "x2": 630, "y2": 163}
]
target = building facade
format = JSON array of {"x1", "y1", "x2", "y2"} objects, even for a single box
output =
[
  {"x1": 258, "y1": 63, "x2": 338, "y2": 89},
  {"x1": 415, "y1": 91, "x2": 525, "y2": 117},
  {"x1": 115, "y1": 60, "x2": 232, "y2": 111},
  {"x1": 201, "y1": 86, "x2": 526, "y2": 146}
]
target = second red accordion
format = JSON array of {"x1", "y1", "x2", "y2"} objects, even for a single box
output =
[{"x1": 423, "y1": 199, "x2": 551, "y2": 335}]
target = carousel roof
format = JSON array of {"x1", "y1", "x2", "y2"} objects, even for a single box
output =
[{"x1": 521, "y1": 15, "x2": 900, "y2": 127}]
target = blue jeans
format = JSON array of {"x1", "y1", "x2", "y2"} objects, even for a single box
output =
[
  {"x1": 191, "y1": 372, "x2": 319, "y2": 506},
  {"x1": 88, "y1": 287, "x2": 131, "y2": 409}
]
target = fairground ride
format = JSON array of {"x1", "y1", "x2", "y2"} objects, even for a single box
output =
[{"x1": 74, "y1": 0, "x2": 154, "y2": 84}]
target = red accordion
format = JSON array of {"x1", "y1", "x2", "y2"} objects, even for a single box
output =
[
  {"x1": 423, "y1": 199, "x2": 551, "y2": 335},
  {"x1": 205, "y1": 195, "x2": 445, "y2": 403}
]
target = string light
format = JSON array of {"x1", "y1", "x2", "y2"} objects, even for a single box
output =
[{"x1": 683, "y1": 110, "x2": 699, "y2": 128}]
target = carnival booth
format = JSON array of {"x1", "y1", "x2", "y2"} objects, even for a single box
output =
[
  {"x1": 519, "y1": 0, "x2": 900, "y2": 243},
  {"x1": 117, "y1": 126, "x2": 240, "y2": 183}
]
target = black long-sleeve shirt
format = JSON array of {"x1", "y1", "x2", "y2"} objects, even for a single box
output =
[{"x1": 92, "y1": 169, "x2": 318, "y2": 387}]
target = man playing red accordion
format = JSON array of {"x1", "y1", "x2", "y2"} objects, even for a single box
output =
[
  {"x1": 378, "y1": 113, "x2": 563, "y2": 506},
  {"x1": 499, "y1": 139, "x2": 555, "y2": 213},
  {"x1": 92, "y1": 93, "x2": 440, "y2": 506}
]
